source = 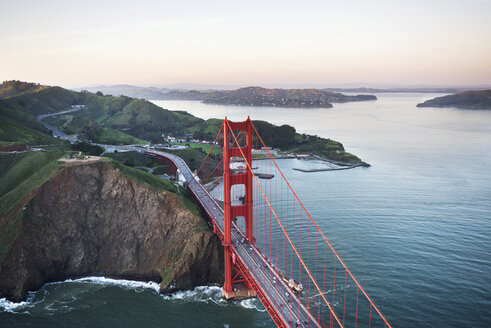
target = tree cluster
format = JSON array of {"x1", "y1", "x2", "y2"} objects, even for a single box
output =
[
  {"x1": 252, "y1": 121, "x2": 296, "y2": 149},
  {"x1": 70, "y1": 142, "x2": 104, "y2": 156}
]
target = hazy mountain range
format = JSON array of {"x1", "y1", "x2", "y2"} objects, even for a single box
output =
[{"x1": 74, "y1": 84, "x2": 491, "y2": 101}]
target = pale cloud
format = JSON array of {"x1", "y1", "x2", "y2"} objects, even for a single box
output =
[{"x1": 0, "y1": 16, "x2": 228, "y2": 42}]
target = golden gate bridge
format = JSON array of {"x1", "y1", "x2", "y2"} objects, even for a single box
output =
[{"x1": 145, "y1": 117, "x2": 391, "y2": 328}]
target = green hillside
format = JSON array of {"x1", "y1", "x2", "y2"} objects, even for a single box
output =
[
  {"x1": 0, "y1": 80, "x2": 47, "y2": 99},
  {"x1": 0, "y1": 86, "x2": 202, "y2": 143},
  {"x1": 0, "y1": 104, "x2": 62, "y2": 147},
  {"x1": 186, "y1": 119, "x2": 364, "y2": 164},
  {"x1": 0, "y1": 86, "x2": 80, "y2": 116},
  {"x1": 0, "y1": 151, "x2": 64, "y2": 216}
]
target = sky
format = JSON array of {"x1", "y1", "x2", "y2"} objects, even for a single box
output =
[{"x1": 0, "y1": 0, "x2": 490, "y2": 88}]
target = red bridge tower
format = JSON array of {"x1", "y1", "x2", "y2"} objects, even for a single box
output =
[{"x1": 222, "y1": 117, "x2": 255, "y2": 299}]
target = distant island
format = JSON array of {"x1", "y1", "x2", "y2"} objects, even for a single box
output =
[
  {"x1": 161, "y1": 86, "x2": 377, "y2": 108},
  {"x1": 417, "y1": 90, "x2": 491, "y2": 110},
  {"x1": 79, "y1": 85, "x2": 376, "y2": 108}
]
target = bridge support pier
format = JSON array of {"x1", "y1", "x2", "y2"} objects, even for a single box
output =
[
  {"x1": 156, "y1": 156, "x2": 178, "y2": 180},
  {"x1": 222, "y1": 283, "x2": 257, "y2": 300},
  {"x1": 222, "y1": 117, "x2": 255, "y2": 299}
]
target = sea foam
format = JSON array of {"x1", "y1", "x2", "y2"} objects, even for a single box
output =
[
  {"x1": 61, "y1": 276, "x2": 161, "y2": 293},
  {"x1": 0, "y1": 298, "x2": 31, "y2": 313},
  {"x1": 0, "y1": 277, "x2": 266, "y2": 314}
]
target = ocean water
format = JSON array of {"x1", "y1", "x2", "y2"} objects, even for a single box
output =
[{"x1": 2, "y1": 94, "x2": 491, "y2": 327}]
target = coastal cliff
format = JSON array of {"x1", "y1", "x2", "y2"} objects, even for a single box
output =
[{"x1": 0, "y1": 160, "x2": 223, "y2": 302}]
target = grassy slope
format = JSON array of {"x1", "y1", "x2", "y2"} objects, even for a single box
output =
[
  {"x1": 287, "y1": 138, "x2": 362, "y2": 163},
  {"x1": 96, "y1": 128, "x2": 146, "y2": 145},
  {"x1": 0, "y1": 151, "x2": 65, "y2": 263},
  {"x1": 0, "y1": 104, "x2": 63, "y2": 147},
  {"x1": 0, "y1": 151, "x2": 65, "y2": 216},
  {"x1": 110, "y1": 160, "x2": 177, "y2": 194},
  {"x1": 0, "y1": 87, "x2": 81, "y2": 116},
  {"x1": 0, "y1": 81, "x2": 47, "y2": 99},
  {"x1": 1, "y1": 87, "x2": 203, "y2": 143},
  {"x1": 107, "y1": 158, "x2": 198, "y2": 215},
  {"x1": 0, "y1": 151, "x2": 184, "y2": 219},
  {"x1": 186, "y1": 118, "x2": 223, "y2": 135},
  {"x1": 170, "y1": 142, "x2": 220, "y2": 155},
  {"x1": 192, "y1": 119, "x2": 364, "y2": 164},
  {"x1": 165, "y1": 148, "x2": 207, "y2": 171},
  {"x1": 104, "y1": 151, "x2": 160, "y2": 168},
  {"x1": 43, "y1": 114, "x2": 146, "y2": 145}
]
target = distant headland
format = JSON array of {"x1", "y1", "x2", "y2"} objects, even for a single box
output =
[
  {"x1": 78, "y1": 85, "x2": 376, "y2": 108},
  {"x1": 417, "y1": 90, "x2": 491, "y2": 110}
]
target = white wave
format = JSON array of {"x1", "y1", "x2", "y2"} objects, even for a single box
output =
[
  {"x1": 60, "y1": 276, "x2": 160, "y2": 293},
  {"x1": 160, "y1": 285, "x2": 265, "y2": 313},
  {"x1": 0, "y1": 276, "x2": 159, "y2": 313},
  {"x1": 0, "y1": 289, "x2": 41, "y2": 313},
  {"x1": 0, "y1": 277, "x2": 266, "y2": 314},
  {"x1": 0, "y1": 298, "x2": 31, "y2": 313},
  {"x1": 161, "y1": 285, "x2": 226, "y2": 306},
  {"x1": 239, "y1": 298, "x2": 267, "y2": 312}
]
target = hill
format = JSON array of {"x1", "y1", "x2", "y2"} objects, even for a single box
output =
[
  {"x1": 191, "y1": 119, "x2": 367, "y2": 165},
  {"x1": 0, "y1": 80, "x2": 47, "y2": 99},
  {"x1": 0, "y1": 86, "x2": 201, "y2": 143},
  {"x1": 159, "y1": 86, "x2": 376, "y2": 108},
  {"x1": 417, "y1": 90, "x2": 491, "y2": 110},
  {"x1": 0, "y1": 103, "x2": 63, "y2": 147}
]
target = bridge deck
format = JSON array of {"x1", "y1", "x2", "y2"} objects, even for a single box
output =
[{"x1": 147, "y1": 150, "x2": 320, "y2": 328}]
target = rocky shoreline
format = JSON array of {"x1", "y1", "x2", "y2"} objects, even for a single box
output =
[{"x1": 0, "y1": 161, "x2": 223, "y2": 302}]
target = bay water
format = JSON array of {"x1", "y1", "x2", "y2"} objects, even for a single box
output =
[{"x1": 2, "y1": 93, "x2": 490, "y2": 327}]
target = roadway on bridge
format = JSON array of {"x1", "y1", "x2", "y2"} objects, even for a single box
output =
[{"x1": 147, "y1": 150, "x2": 321, "y2": 328}]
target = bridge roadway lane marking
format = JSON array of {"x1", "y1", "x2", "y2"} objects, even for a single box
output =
[{"x1": 144, "y1": 150, "x2": 320, "y2": 328}]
